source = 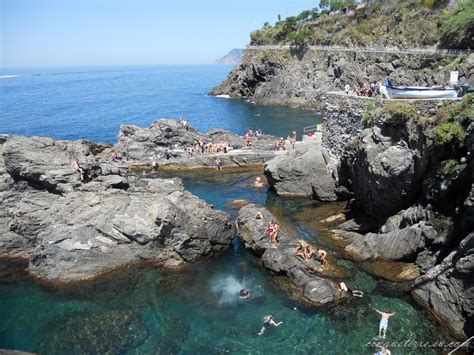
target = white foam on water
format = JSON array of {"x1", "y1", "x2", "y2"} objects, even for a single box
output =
[
  {"x1": 0, "y1": 75, "x2": 23, "y2": 79},
  {"x1": 215, "y1": 94, "x2": 231, "y2": 99},
  {"x1": 210, "y1": 275, "x2": 248, "y2": 304}
]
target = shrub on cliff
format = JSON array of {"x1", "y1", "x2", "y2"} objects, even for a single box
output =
[
  {"x1": 433, "y1": 122, "x2": 466, "y2": 146},
  {"x1": 381, "y1": 102, "x2": 417, "y2": 125},
  {"x1": 439, "y1": 1, "x2": 474, "y2": 49}
]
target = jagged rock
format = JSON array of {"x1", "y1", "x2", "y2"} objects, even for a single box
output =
[
  {"x1": 264, "y1": 142, "x2": 340, "y2": 201},
  {"x1": 236, "y1": 204, "x2": 345, "y2": 306},
  {"x1": 3, "y1": 135, "x2": 111, "y2": 193},
  {"x1": 412, "y1": 233, "x2": 474, "y2": 338},
  {"x1": 0, "y1": 135, "x2": 233, "y2": 281}
]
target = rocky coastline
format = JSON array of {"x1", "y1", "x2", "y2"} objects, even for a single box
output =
[{"x1": 0, "y1": 130, "x2": 235, "y2": 282}]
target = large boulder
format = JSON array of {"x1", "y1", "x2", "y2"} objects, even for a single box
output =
[
  {"x1": 264, "y1": 142, "x2": 341, "y2": 201},
  {"x1": 236, "y1": 204, "x2": 345, "y2": 306}
]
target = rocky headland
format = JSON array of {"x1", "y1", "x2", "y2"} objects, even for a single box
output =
[{"x1": 0, "y1": 132, "x2": 233, "y2": 282}]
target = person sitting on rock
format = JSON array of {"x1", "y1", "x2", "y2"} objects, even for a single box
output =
[
  {"x1": 271, "y1": 222, "x2": 279, "y2": 245},
  {"x1": 294, "y1": 245, "x2": 305, "y2": 259},
  {"x1": 71, "y1": 160, "x2": 85, "y2": 182},
  {"x1": 303, "y1": 245, "x2": 313, "y2": 261},
  {"x1": 255, "y1": 211, "x2": 263, "y2": 220},
  {"x1": 316, "y1": 248, "x2": 327, "y2": 266},
  {"x1": 339, "y1": 282, "x2": 364, "y2": 298}
]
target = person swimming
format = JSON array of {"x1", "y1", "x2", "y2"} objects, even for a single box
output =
[
  {"x1": 258, "y1": 315, "x2": 283, "y2": 335},
  {"x1": 254, "y1": 176, "x2": 263, "y2": 187},
  {"x1": 372, "y1": 307, "x2": 396, "y2": 338},
  {"x1": 240, "y1": 288, "x2": 250, "y2": 299}
]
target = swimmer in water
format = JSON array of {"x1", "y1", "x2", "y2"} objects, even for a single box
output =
[
  {"x1": 372, "y1": 307, "x2": 395, "y2": 339},
  {"x1": 240, "y1": 288, "x2": 250, "y2": 299},
  {"x1": 258, "y1": 315, "x2": 282, "y2": 335},
  {"x1": 254, "y1": 176, "x2": 263, "y2": 187}
]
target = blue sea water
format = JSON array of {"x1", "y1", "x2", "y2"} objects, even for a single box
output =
[
  {"x1": 0, "y1": 65, "x2": 319, "y2": 142},
  {"x1": 0, "y1": 66, "x2": 458, "y2": 354}
]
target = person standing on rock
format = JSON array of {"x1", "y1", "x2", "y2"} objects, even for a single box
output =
[
  {"x1": 215, "y1": 158, "x2": 222, "y2": 171},
  {"x1": 344, "y1": 83, "x2": 351, "y2": 95},
  {"x1": 71, "y1": 160, "x2": 85, "y2": 182},
  {"x1": 372, "y1": 307, "x2": 395, "y2": 338}
]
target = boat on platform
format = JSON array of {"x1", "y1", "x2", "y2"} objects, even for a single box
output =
[{"x1": 384, "y1": 80, "x2": 458, "y2": 99}]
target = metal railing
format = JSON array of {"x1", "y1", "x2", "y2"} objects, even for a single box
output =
[
  {"x1": 303, "y1": 124, "x2": 323, "y2": 133},
  {"x1": 246, "y1": 45, "x2": 472, "y2": 57}
]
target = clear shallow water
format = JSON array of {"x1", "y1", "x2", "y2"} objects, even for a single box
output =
[
  {"x1": 0, "y1": 65, "x2": 319, "y2": 142},
  {"x1": 0, "y1": 171, "x2": 455, "y2": 354}
]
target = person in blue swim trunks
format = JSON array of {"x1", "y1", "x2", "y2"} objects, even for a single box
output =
[{"x1": 372, "y1": 307, "x2": 395, "y2": 338}]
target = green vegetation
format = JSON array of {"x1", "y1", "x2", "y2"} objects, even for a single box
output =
[
  {"x1": 381, "y1": 102, "x2": 417, "y2": 122},
  {"x1": 319, "y1": 0, "x2": 355, "y2": 11},
  {"x1": 439, "y1": 159, "x2": 467, "y2": 181},
  {"x1": 433, "y1": 123, "x2": 466, "y2": 146},
  {"x1": 439, "y1": 0, "x2": 474, "y2": 49},
  {"x1": 362, "y1": 101, "x2": 375, "y2": 121},
  {"x1": 251, "y1": 0, "x2": 470, "y2": 49}
]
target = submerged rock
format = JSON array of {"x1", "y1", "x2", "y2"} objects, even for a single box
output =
[
  {"x1": 0, "y1": 135, "x2": 233, "y2": 282},
  {"x1": 236, "y1": 204, "x2": 345, "y2": 306}
]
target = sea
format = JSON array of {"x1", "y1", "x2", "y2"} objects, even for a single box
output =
[{"x1": 0, "y1": 65, "x2": 456, "y2": 354}]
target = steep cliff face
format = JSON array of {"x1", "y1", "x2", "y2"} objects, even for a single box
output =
[
  {"x1": 336, "y1": 100, "x2": 473, "y2": 338},
  {"x1": 210, "y1": 48, "x2": 473, "y2": 108}
]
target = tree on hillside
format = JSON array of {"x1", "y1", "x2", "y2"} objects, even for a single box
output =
[{"x1": 319, "y1": 0, "x2": 356, "y2": 11}]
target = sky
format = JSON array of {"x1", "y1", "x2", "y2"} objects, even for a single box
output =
[{"x1": 0, "y1": 0, "x2": 319, "y2": 67}]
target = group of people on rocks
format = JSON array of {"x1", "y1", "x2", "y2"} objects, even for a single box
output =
[
  {"x1": 294, "y1": 242, "x2": 327, "y2": 266},
  {"x1": 109, "y1": 150, "x2": 135, "y2": 165},
  {"x1": 274, "y1": 131, "x2": 297, "y2": 151},
  {"x1": 185, "y1": 139, "x2": 235, "y2": 157}
]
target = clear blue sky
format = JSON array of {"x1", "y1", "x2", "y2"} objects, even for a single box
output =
[{"x1": 1, "y1": 0, "x2": 319, "y2": 67}]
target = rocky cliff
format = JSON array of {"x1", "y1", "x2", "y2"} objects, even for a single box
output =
[
  {"x1": 335, "y1": 99, "x2": 474, "y2": 338},
  {"x1": 210, "y1": 48, "x2": 473, "y2": 108}
]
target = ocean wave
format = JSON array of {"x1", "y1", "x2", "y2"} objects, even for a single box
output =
[{"x1": 215, "y1": 94, "x2": 231, "y2": 98}]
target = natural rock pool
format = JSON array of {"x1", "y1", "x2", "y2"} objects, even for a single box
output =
[{"x1": 0, "y1": 170, "x2": 457, "y2": 354}]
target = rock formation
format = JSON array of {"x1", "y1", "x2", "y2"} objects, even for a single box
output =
[
  {"x1": 236, "y1": 204, "x2": 346, "y2": 306},
  {"x1": 264, "y1": 138, "x2": 344, "y2": 201},
  {"x1": 115, "y1": 119, "x2": 278, "y2": 169},
  {"x1": 0, "y1": 134, "x2": 233, "y2": 282}
]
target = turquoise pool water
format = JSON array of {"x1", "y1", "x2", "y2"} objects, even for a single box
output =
[{"x1": 0, "y1": 171, "x2": 456, "y2": 354}]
